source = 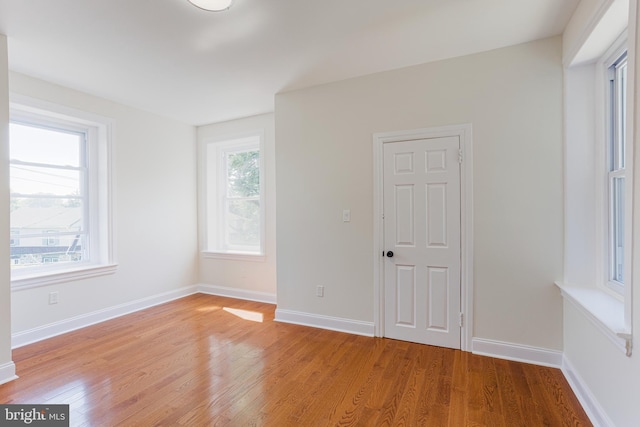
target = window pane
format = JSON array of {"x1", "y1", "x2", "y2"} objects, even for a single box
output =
[
  {"x1": 10, "y1": 202, "x2": 85, "y2": 269},
  {"x1": 10, "y1": 123, "x2": 82, "y2": 167},
  {"x1": 10, "y1": 120, "x2": 88, "y2": 272},
  {"x1": 226, "y1": 199, "x2": 260, "y2": 248},
  {"x1": 206, "y1": 136, "x2": 263, "y2": 255},
  {"x1": 227, "y1": 150, "x2": 260, "y2": 198},
  {"x1": 10, "y1": 164, "x2": 81, "y2": 196},
  {"x1": 615, "y1": 59, "x2": 627, "y2": 170},
  {"x1": 10, "y1": 201, "x2": 83, "y2": 234},
  {"x1": 611, "y1": 177, "x2": 624, "y2": 283},
  {"x1": 11, "y1": 233, "x2": 87, "y2": 269}
]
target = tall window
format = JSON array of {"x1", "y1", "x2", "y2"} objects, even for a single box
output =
[
  {"x1": 607, "y1": 51, "x2": 627, "y2": 294},
  {"x1": 10, "y1": 99, "x2": 114, "y2": 287},
  {"x1": 10, "y1": 122, "x2": 87, "y2": 269},
  {"x1": 203, "y1": 133, "x2": 264, "y2": 257}
]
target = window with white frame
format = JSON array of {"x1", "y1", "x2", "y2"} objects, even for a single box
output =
[
  {"x1": 203, "y1": 133, "x2": 264, "y2": 257},
  {"x1": 10, "y1": 229, "x2": 19, "y2": 246},
  {"x1": 606, "y1": 50, "x2": 628, "y2": 295},
  {"x1": 559, "y1": 11, "x2": 633, "y2": 356},
  {"x1": 9, "y1": 99, "x2": 115, "y2": 287}
]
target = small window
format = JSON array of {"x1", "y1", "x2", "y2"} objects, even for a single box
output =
[
  {"x1": 43, "y1": 230, "x2": 61, "y2": 247},
  {"x1": 10, "y1": 229, "x2": 19, "y2": 247},
  {"x1": 606, "y1": 51, "x2": 627, "y2": 294},
  {"x1": 202, "y1": 133, "x2": 264, "y2": 257},
  {"x1": 9, "y1": 98, "x2": 115, "y2": 287}
]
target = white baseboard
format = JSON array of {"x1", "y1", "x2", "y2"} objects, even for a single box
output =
[
  {"x1": 197, "y1": 283, "x2": 276, "y2": 304},
  {"x1": 274, "y1": 309, "x2": 374, "y2": 337},
  {"x1": 471, "y1": 337, "x2": 563, "y2": 368},
  {"x1": 11, "y1": 285, "x2": 199, "y2": 348},
  {"x1": 0, "y1": 361, "x2": 18, "y2": 385},
  {"x1": 11, "y1": 284, "x2": 274, "y2": 348},
  {"x1": 562, "y1": 355, "x2": 614, "y2": 427}
]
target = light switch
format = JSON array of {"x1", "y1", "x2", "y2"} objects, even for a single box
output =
[{"x1": 343, "y1": 209, "x2": 351, "y2": 222}]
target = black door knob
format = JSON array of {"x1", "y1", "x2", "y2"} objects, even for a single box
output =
[{"x1": 386, "y1": 251, "x2": 394, "y2": 258}]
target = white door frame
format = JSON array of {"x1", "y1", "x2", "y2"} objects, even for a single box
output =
[{"x1": 373, "y1": 124, "x2": 474, "y2": 351}]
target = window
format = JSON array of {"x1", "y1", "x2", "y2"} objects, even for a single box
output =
[
  {"x1": 202, "y1": 133, "x2": 264, "y2": 258},
  {"x1": 10, "y1": 229, "x2": 19, "y2": 246},
  {"x1": 606, "y1": 51, "x2": 627, "y2": 295},
  {"x1": 43, "y1": 230, "x2": 61, "y2": 247},
  {"x1": 558, "y1": 9, "x2": 632, "y2": 356},
  {"x1": 9, "y1": 97, "x2": 115, "y2": 288}
]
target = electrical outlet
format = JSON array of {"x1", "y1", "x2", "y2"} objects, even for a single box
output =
[
  {"x1": 48, "y1": 291, "x2": 59, "y2": 305},
  {"x1": 342, "y1": 209, "x2": 351, "y2": 222},
  {"x1": 316, "y1": 286, "x2": 324, "y2": 297}
]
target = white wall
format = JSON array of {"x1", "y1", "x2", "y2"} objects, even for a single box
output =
[
  {"x1": 0, "y1": 34, "x2": 16, "y2": 384},
  {"x1": 275, "y1": 37, "x2": 564, "y2": 350},
  {"x1": 563, "y1": 302, "x2": 639, "y2": 425},
  {"x1": 8, "y1": 72, "x2": 199, "y2": 334},
  {"x1": 564, "y1": 64, "x2": 598, "y2": 287},
  {"x1": 564, "y1": 0, "x2": 628, "y2": 66},
  {"x1": 197, "y1": 113, "x2": 277, "y2": 297}
]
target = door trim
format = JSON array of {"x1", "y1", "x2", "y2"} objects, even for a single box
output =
[{"x1": 373, "y1": 124, "x2": 474, "y2": 351}]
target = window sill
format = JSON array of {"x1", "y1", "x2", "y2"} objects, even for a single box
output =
[
  {"x1": 11, "y1": 264, "x2": 118, "y2": 291},
  {"x1": 555, "y1": 281, "x2": 632, "y2": 356},
  {"x1": 201, "y1": 251, "x2": 265, "y2": 262}
]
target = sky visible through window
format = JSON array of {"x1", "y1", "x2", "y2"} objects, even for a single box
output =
[{"x1": 10, "y1": 123, "x2": 82, "y2": 196}]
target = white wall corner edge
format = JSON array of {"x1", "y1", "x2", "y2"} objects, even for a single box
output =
[
  {"x1": 561, "y1": 355, "x2": 615, "y2": 427},
  {"x1": 11, "y1": 285, "x2": 200, "y2": 349},
  {"x1": 197, "y1": 283, "x2": 277, "y2": 304},
  {"x1": 0, "y1": 361, "x2": 18, "y2": 385},
  {"x1": 471, "y1": 337, "x2": 563, "y2": 368},
  {"x1": 274, "y1": 309, "x2": 375, "y2": 337}
]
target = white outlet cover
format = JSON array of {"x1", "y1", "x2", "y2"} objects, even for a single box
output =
[{"x1": 48, "y1": 292, "x2": 59, "y2": 304}]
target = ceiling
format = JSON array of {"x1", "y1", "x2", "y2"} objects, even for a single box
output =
[{"x1": 0, "y1": 0, "x2": 580, "y2": 126}]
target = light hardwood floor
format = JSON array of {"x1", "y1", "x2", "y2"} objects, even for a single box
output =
[{"x1": 0, "y1": 294, "x2": 591, "y2": 426}]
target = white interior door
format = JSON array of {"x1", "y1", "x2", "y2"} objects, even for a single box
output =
[{"x1": 383, "y1": 136, "x2": 461, "y2": 349}]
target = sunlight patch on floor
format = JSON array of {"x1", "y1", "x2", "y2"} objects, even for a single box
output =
[
  {"x1": 223, "y1": 307, "x2": 264, "y2": 322},
  {"x1": 196, "y1": 305, "x2": 222, "y2": 312}
]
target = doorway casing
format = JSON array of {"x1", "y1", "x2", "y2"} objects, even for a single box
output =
[{"x1": 373, "y1": 123, "x2": 474, "y2": 351}]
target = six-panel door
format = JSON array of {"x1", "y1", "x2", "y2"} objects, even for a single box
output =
[{"x1": 383, "y1": 136, "x2": 461, "y2": 349}]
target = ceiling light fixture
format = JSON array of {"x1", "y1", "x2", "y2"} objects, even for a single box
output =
[{"x1": 188, "y1": 0, "x2": 233, "y2": 12}]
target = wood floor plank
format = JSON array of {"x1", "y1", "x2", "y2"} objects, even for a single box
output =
[
  {"x1": 447, "y1": 350, "x2": 469, "y2": 426},
  {"x1": 0, "y1": 294, "x2": 593, "y2": 426},
  {"x1": 493, "y1": 358, "x2": 526, "y2": 427}
]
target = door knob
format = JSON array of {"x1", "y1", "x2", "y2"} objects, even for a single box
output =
[{"x1": 386, "y1": 251, "x2": 394, "y2": 258}]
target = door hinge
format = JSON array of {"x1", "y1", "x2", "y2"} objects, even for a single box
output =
[
  {"x1": 458, "y1": 149, "x2": 463, "y2": 163},
  {"x1": 459, "y1": 313, "x2": 464, "y2": 327}
]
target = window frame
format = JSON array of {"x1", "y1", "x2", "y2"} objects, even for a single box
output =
[
  {"x1": 590, "y1": 29, "x2": 634, "y2": 341},
  {"x1": 595, "y1": 34, "x2": 631, "y2": 302},
  {"x1": 605, "y1": 50, "x2": 628, "y2": 295},
  {"x1": 200, "y1": 131, "x2": 265, "y2": 261},
  {"x1": 9, "y1": 95, "x2": 117, "y2": 290},
  {"x1": 10, "y1": 229, "x2": 19, "y2": 247},
  {"x1": 558, "y1": 10, "x2": 633, "y2": 356}
]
